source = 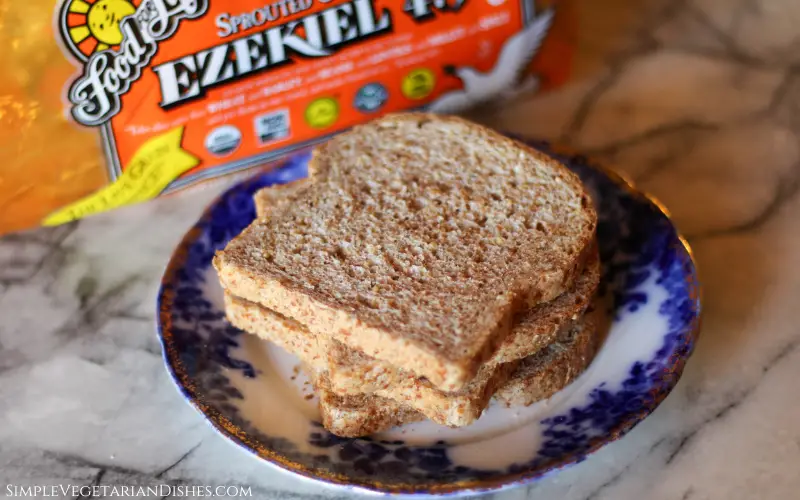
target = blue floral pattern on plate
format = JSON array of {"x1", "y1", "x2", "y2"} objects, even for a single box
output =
[{"x1": 157, "y1": 141, "x2": 700, "y2": 496}]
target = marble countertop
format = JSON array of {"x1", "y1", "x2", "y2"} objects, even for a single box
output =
[{"x1": 2, "y1": 0, "x2": 800, "y2": 498}]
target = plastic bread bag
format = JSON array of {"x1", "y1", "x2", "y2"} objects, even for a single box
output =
[{"x1": 0, "y1": 0, "x2": 573, "y2": 234}]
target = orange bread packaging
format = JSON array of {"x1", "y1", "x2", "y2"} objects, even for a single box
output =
[{"x1": 0, "y1": 0, "x2": 574, "y2": 234}]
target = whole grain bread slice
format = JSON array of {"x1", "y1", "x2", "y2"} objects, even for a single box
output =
[
  {"x1": 250, "y1": 181, "x2": 599, "y2": 396},
  {"x1": 327, "y1": 249, "x2": 599, "y2": 396},
  {"x1": 309, "y1": 316, "x2": 599, "y2": 437},
  {"x1": 224, "y1": 292, "x2": 519, "y2": 427},
  {"x1": 215, "y1": 113, "x2": 597, "y2": 391},
  {"x1": 223, "y1": 258, "x2": 597, "y2": 427},
  {"x1": 223, "y1": 293, "x2": 328, "y2": 373},
  {"x1": 306, "y1": 366, "x2": 426, "y2": 437},
  {"x1": 493, "y1": 313, "x2": 599, "y2": 406}
]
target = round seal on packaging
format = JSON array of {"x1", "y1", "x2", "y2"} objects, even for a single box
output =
[
  {"x1": 205, "y1": 125, "x2": 242, "y2": 157},
  {"x1": 354, "y1": 83, "x2": 389, "y2": 113}
]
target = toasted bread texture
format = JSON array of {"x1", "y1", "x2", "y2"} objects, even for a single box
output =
[
  {"x1": 215, "y1": 113, "x2": 597, "y2": 391},
  {"x1": 326, "y1": 249, "x2": 599, "y2": 396},
  {"x1": 223, "y1": 249, "x2": 598, "y2": 427},
  {"x1": 253, "y1": 178, "x2": 312, "y2": 219},
  {"x1": 494, "y1": 313, "x2": 599, "y2": 406},
  {"x1": 224, "y1": 269, "x2": 599, "y2": 426},
  {"x1": 225, "y1": 292, "x2": 517, "y2": 426},
  {"x1": 251, "y1": 183, "x2": 599, "y2": 397},
  {"x1": 309, "y1": 317, "x2": 599, "y2": 437},
  {"x1": 306, "y1": 366, "x2": 426, "y2": 438},
  {"x1": 223, "y1": 293, "x2": 328, "y2": 372}
]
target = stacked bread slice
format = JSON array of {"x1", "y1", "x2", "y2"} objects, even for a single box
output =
[{"x1": 214, "y1": 114, "x2": 600, "y2": 437}]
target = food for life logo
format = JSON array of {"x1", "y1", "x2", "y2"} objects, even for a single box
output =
[
  {"x1": 5, "y1": 484, "x2": 253, "y2": 497},
  {"x1": 58, "y1": 0, "x2": 209, "y2": 126}
]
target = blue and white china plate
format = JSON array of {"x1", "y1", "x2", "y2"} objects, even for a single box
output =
[{"x1": 157, "y1": 140, "x2": 701, "y2": 496}]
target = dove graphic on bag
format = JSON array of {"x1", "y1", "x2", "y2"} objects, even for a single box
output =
[{"x1": 428, "y1": 8, "x2": 555, "y2": 113}]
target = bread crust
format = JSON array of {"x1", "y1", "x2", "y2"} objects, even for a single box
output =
[
  {"x1": 215, "y1": 113, "x2": 597, "y2": 391},
  {"x1": 326, "y1": 248, "x2": 599, "y2": 395},
  {"x1": 310, "y1": 316, "x2": 599, "y2": 437},
  {"x1": 252, "y1": 178, "x2": 312, "y2": 219},
  {"x1": 223, "y1": 252, "x2": 597, "y2": 426},
  {"x1": 223, "y1": 294, "x2": 505, "y2": 426},
  {"x1": 494, "y1": 314, "x2": 599, "y2": 406},
  {"x1": 307, "y1": 367, "x2": 426, "y2": 438}
]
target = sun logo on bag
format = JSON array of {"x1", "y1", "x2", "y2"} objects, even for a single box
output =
[{"x1": 59, "y1": 0, "x2": 139, "y2": 61}]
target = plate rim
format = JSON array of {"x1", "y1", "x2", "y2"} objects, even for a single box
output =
[{"x1": 156, "y1": 144, "x2": 703, "y2": 496}]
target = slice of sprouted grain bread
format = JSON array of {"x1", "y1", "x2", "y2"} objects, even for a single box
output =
[
  {"x1": 223, "y1": 293, "x2": 327, "y2": 373},
  {"x1": 222, "y1": 295, "x2": 421, "y2": 437},
  {"x1": 215, "y1": 113, "x2": 597, "y2": 391},
  {"x1": 225, "y1": 292, "x2": 518, "y2": 427},
  {"x1": 305, "y1": 365, "x2": 426, "y2": 437},
  {"x1": 309, "y1": 316, "x2": 598, "y2": 437},
  {"x1": 493, "y1": 313, "x2": 599, "y2": 406},
  {"x1": 250, "y1": 183, "x2": 599, "y2": 397},
  {"x1": 326, "y1": 249, "x2": 599, "y2": 396},
  {"x1": 225, "y1": 282, "x2": 596, "y2": 427}
]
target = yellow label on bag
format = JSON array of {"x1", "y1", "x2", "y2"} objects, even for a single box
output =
[{"x1": 43, "y1": 127, "x2": 199, "y2": 225}]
